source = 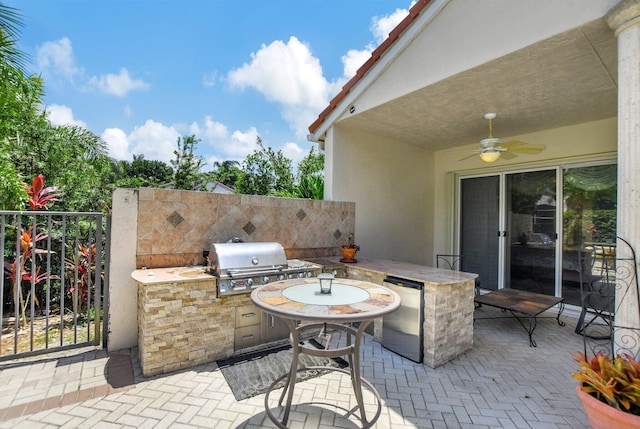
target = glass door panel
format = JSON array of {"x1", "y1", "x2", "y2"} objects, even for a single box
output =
[
  {"x1": 561, "y1": 164, "x2": 617, "y2": 306},
  {"x1": 506, "y1": 170, "x2": 557, "y2": 296},
  {"x1": 460, "y1": 176, "x2": 500, "y2": 290}
]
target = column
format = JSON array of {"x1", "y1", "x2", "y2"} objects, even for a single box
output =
[{"x1": 606, "y1": 0, "x2": 640, "y2": 357}]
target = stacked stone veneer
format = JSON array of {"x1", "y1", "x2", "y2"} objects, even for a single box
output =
[
  {"x1": 136, "y1": 187, "x2": 355, "y2": 268},
  {"x1": 137, "y1": 276, "x2": 249, "y2": 377},
  {"x1": 423, "y1": 278, "x2": 475, "y2": 367}
]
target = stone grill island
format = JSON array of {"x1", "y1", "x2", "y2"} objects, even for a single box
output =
[{"x1": 132, "y1": 258, "x2": 477, "y2": 376}]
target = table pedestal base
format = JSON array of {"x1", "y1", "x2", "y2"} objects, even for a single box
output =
[{"x1": 264, "y1": 320, "x2": 382, "y2": 429}]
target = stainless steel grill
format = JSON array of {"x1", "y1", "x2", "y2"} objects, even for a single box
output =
[{"x1": 208, "y1": 241, "x2": 321, "y2": 296}]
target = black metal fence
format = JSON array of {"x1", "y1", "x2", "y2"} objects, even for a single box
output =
[{"x1": 0, "y1": 211, "x2": 110, "y2": 360}]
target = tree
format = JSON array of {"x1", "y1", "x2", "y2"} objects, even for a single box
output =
[
  {"x1": 170, "y1": 135, "x2": 208, "y2": 191},
  {"x1": 296, "y1": 145, "x2": 324, "y2": 179},
  {"x1": 108, "y1": 154, "x2": 173, "y2": 189},
  {"x1": 0, "y1": 3, "x2": 28, "y2": 73},
  {"x1": 235, "y1": 136, "x2": 294, "y2": 196},
  {"x1": 210, "y1": 160, "x2": 241, "y2": 189},
  {"x1": 272, "y1": 145, "x2": 324, "y2": 199}
]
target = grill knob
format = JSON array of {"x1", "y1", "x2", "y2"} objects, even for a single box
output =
[
  {"x1": 305, "y1": 271, "x2": 313, "y2": 278},
  {"x1": 296, "y1": 272, "x2": 304, "y2": 278},
  {"x1": 278, "y1": 274, "x2": 285, "y2": 281},
  {"x1": 246, "y1": 278, "x2": 254, "y2": 286},
  {"x1": 229, "y1": 280, "x2": 236, "y2": 288},
  {"x1": 262, "y1": 276, "x2": 270, "y2": 284}
]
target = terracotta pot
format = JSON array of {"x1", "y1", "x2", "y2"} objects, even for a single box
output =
[
  {"x1": 576, "y1": 383, "x2": 640, "y2": 428},
  {"x1": 341, "y1": 247, "x2": 358, "y2": 261}
]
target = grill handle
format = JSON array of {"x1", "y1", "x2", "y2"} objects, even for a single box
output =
[{"x1": 226, "y1": 265, "x2": 285, "y2": 276}]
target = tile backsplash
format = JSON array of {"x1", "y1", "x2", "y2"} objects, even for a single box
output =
[{"x1": 136, "y1": 188, "x2": 355, "y2": 268}]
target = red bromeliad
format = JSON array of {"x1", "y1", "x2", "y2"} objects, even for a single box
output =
[
  {"x1": 66, "y1": 243, "x2": 101, "y2": 310},
  {"x1": 24, "y1": 174, "x2": 61, "y2": 210},
  {"x1": 573, "y1": 351, "x2": 640, "y2": 415},
  {"x1": 2, "y1": 226, "x2": 55, "y2": 327}
]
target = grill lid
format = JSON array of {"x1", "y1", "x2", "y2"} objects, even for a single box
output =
[{"x1": 210, "y1": 242, "x2": 288, "y2": 276}]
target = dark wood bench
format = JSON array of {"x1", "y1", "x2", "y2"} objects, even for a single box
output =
[{"x1": 474, "y1": 288, "x2": 565, "y2": 347}]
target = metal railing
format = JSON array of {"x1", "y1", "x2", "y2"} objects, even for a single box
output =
[{"x1": 0, "y1": 211, "x2": 110, "y2": 360}]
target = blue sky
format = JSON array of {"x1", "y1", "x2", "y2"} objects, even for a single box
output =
[{"x1": 8, "y1": 0, "x2": 414, "y2": 170}]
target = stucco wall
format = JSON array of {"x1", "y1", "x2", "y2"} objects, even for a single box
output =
[
  {"x1": 326, "y1": 125, "x2": 433, "y2": 265},
  {"x1": 108, "y1": 188, "x2": 355, "y2": 351}
]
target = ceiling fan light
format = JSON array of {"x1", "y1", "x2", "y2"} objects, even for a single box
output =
[{"x1": 479, "y1": 150, "x2": 501, "y2": 163}]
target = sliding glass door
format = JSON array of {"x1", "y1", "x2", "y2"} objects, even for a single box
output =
[
  {"x1": 460, "y1": 176, "x2": 500, "y2": 290},
  {"x1": 506, "y1": 170, "x2": 557, "y2": 295},
  {"x1": 458, "y1": 163, "x2": 616, "y2": 302},
  {"x1": 561, "y1": 164, "x2": 617, "y2": 306}
]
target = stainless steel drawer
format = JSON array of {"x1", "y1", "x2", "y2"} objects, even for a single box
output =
[
  {"x1": 235, "y1": 304, "x2": 261, "y2": 328},
  {"x1": 235, "y1": 324, "x2": 261, "y2": 350}
]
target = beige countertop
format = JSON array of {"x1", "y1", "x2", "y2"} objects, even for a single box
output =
[
  {"x1": 131, "y1": 257, "x2": 478, "y2": 286},
  {"x1": 131, "y1": 266, "x2": 212, "y2": 285},
  {"x1": 307, "y1": 256, "x2": 478, "y2": 285}
]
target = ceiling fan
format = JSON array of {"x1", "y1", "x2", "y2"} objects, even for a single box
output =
[{"x1": 460, "y1": 113, "x2": 546, "y2": 163}]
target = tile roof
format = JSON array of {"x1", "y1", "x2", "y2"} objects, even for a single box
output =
[{"x1": 307, "y1": 0, "x2": 432, "y2": 138}]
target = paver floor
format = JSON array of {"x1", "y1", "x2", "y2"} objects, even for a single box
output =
[{"x1": 0, "y1": 306, "x2": 587, "y2": 428}]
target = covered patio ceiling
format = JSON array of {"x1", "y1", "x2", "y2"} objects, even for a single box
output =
[{"x1": 336, "y1": 18, "x2": 618, "y2": 152}]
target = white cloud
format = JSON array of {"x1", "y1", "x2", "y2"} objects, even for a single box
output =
[
  {"x1": 101, "y1": 120, "x2": 180, "y2": 163},
  {"x1": 341, "y1": 48, "x2": 373, "y2": 81},
  {"x1": 371, "y1": 4, "x2": 413, "y2": 45},
  {"x1": 203, "y1": 71, "x2": 217, "y2": 88},
  {"x1": 45, "y1": 104, "x2": 87, "y2": 128},
  {"x1": 36, "y1": 37, "x2": 82, "y2": 82},
  {"x1": 101, "y1": 128, "x2": 131, "y2": 160},
  {"x1": 227, "y1": 36, "x2": 331, "y2": 140},
  {"x1": 190, "y1": 116, "x2": 261, "y2": 162},
  {"x1": 88, "y1": 68, "x2": 149, "y2": 97},
  {"x1": 224, "y1": 5, "x2": 412, "y2": 140},
  {"x1": 281, "y1": 142, "x2": 306, "y2": 166},
  {"x1": 36, "y1": 37, "x2": 148, "y2": 96},
  {"x1": 339, "y1": 4, "x2": 412, "y2": 80}
]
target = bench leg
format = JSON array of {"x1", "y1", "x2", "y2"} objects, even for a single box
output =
[{"x1": 556, "y1": 302, "x2": 566, "y2": 327}]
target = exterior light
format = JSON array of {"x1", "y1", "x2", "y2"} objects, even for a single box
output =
[
  {"x1": 479, "y1": 150, "x2": 501, "y2": 163},
  {"x1": 318, "y1": 273, "x2": 334, "y2": 294}
]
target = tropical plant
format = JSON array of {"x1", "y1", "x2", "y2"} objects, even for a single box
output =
[
  {"x1": 2, "y1": 175, "x2": 61, "y2": 326},
  {"x1": 235, "y1": 136, "x2": 295, "y2": 196},
  {"x1": 342, "y1": 233, "x2": 359, "y2": 250},
  {"x1": 0, "y1": 137, "x2": 26, "y2": 209},
  {"x1": 65, "y1": 242, "x2": 102, "y2": 314},
  {"x1": 210, "y1": 159, "x2": 241, "y2": 188},
  {"x1": 170, "y1": 135, "x2": 208, "y2": 191},
  {"x1": 3, "y1": 225, "x2": 53, "y2": 327},
  {"x1": 24, "y1": 174, "x2": 61, "y2": 210},
  {"x1": 108, "y1": 154, "x2": 173, "y2": 189},
  {"x1": 573, "y1": 351, "x2": 640, "y2": 415},
  {"x1": 0, "y1": 3, "x2": 28, "y2": 73}
]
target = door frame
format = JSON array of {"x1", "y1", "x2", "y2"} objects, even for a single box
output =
[
  {"x1": 456, "y1": 166, "x2": 562, "y2": 294},
  {"x1": 455, "y1": 160, "x2": 617, "y2": 300}
]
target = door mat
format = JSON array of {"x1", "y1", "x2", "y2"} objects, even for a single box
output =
[{"x1": 217, "y1": 341, "x2": 348, "y2": 401}]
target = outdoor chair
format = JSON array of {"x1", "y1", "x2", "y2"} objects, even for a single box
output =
[
  {"x1": 436, "y1": 254, "x2": 481, "y2": 305},
  {"x1": 576, "y1": 237, "x2": 639, "y2": 358}
]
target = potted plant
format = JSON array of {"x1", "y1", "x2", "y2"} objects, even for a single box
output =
[
  {"x1": 573, "y1": 351, "x2": 640, "y2": 428},
  {"x1": 341, "y1": 233, "x2": 360, "y2": 263}
]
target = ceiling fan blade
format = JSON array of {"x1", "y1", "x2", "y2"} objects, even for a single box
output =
[
  {"x1": 498, "y1": 140, "x2": 528, "y2": 148},
  {"x1": 458, "y1": 152, "x2": 479, "y2": 161},
  {"x1": 507, "y1": 144, "x2": 546, "y2": 154},
  {"x1": 501, "y1": 151, "x2": 517, "y2": 160}
]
